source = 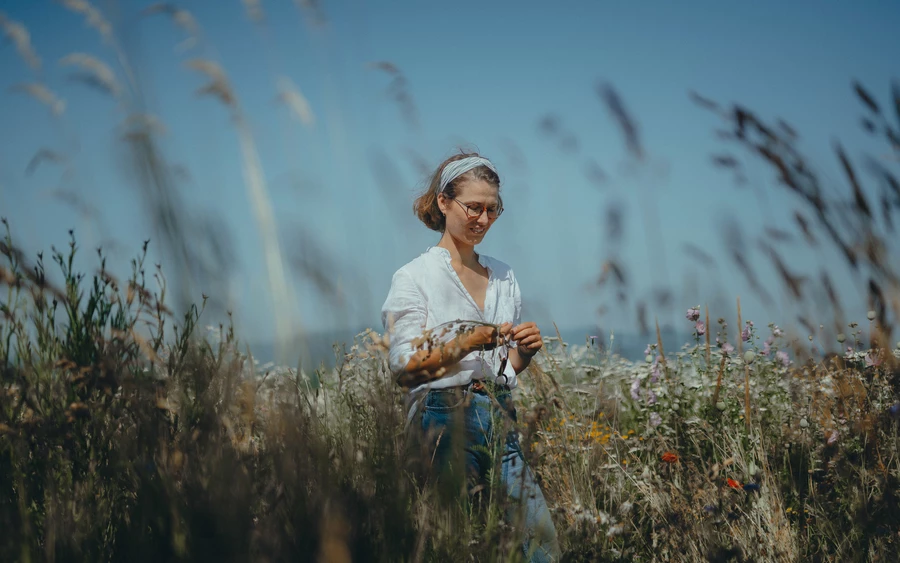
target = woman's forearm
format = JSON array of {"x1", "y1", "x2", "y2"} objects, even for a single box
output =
[{"x1": 397, "y1": 337, "x2": 471, "y2": 387}]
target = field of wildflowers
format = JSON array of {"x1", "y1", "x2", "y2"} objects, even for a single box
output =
[
  {"x1": 3, "y1": 2, "x2": 900, "y2": 561},
  {"x1": 2, "y1": 224, "x2": 899, "y2": 561}
]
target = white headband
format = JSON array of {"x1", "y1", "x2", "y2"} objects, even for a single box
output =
[{"x1": 438, "y1": 156, "x2": 498, "y2": 194}]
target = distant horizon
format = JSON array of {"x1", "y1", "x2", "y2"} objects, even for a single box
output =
[{"x1": 241, "y1": 322, "x2": 776, "y2": 369}]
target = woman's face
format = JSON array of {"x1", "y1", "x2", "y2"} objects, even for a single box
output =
[{"x1": 438, "y1": 178, "x2": 501, "y2": 247}]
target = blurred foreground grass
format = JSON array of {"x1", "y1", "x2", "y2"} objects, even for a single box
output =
[{"x1": 2, "y1": 224, "x2": 899, "y2": 563}]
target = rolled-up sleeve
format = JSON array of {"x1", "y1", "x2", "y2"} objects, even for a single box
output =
[{"x1": 381, "y1": 269, "x2": 427, "y2": 376}]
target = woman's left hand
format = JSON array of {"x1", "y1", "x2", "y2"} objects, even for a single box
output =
[{"x1": 511, "y1": 322, "x2": 543, "y2": 357}]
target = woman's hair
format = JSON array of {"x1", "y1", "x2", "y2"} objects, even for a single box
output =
[{"x1": 413, "y1": 151, "x2": 502, "y2": 232}]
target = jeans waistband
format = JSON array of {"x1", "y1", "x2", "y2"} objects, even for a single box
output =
[{"x1": 430, "y1": 379, "x2": 510, "y2": 396}]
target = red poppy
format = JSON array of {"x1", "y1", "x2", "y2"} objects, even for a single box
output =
[
  {"x1": 661, "y1": 452, "x2": 679, "y2": 463},
  {"x1": 727, "y1": 478, "x2": 743, "y2": 489}
]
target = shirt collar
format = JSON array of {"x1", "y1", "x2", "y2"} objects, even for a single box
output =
[{"x1": 427, "y1": 245, "x2": 492, "y2": 274}]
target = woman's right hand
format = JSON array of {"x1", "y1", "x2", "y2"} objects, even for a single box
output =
[{"x1": 462, "y1": 323, "x2": 512, "y2": 353}]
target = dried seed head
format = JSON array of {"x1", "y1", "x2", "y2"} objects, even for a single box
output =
[
  {"x1": 59, "y1": 52, "x2": 120, "y2": 96},
  {"x1": 59, "y1": 0, "x2": 113, "y2": 43},
  {"x1": 0, "y1": 11, "x2": 41, "y2": 70},
  {"x1": 10, "y1": 82, "x2": 66, "y2": 116},
  {"x1": 276, "y1": 76, "x2": 315, "y2": 127},
  {"x1": 185, "y1": 59, "x2": 235, "y2": 107}
]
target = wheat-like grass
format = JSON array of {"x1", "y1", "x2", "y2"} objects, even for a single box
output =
[
  {"x1": 276, "y1": 76, "x2": 315, "y2": 127},
  {"x1": 0, "y1": 11, "x2": 40, "y2": 70},
  {"x1": 184, "y1": 57, "x2": 298, "y2": 363},
  {"x1": 57, "y1": 0, "x2": 140, "y2": 97},
  {"x1": 58, "y1": 0, "x2": 112, "y2": 43},
  {"x1": 25, "y1": 148, "x2": 66, "y2": 177},
  {"x1": 185, "y1": 58, "x2": 235, "y2": 107},
  {"x1": 10, "y1": 82, "x2": 66, "y2": 116},
  {"x1": 59, "y1": 52, "x2": 121, "y2": 97},
  {"x1": 142, "y1": 3, "x2": 200, "y2": 52}
]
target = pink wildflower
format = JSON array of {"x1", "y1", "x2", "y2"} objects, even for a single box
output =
[
  {"x1": 695, "y1": 321, "x2": 706, "y2": 335},
  {"x1": 775, "y1": 350, "x2": 790, "y2": 367},
  {"x1": 686, "y1": 307, "x2": 700, "y2": 322},
  {"x1": 865, "y1": 352, "x2": 883, "y2": 367}
]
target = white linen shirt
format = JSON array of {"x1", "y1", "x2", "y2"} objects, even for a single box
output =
[{"x1": 381, "y1": 246, "x2": 522, "y2": 397}]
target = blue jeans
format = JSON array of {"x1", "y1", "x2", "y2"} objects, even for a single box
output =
[{"x1": 420, "y1": 387, "x2": 560, "y2": 562}]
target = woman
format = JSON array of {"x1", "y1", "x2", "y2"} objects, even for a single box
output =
[{"x1": 381, "y1": 152, "x2": 560, "y2": 562}]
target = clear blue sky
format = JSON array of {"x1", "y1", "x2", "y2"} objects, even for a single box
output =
[{"x1": 2, "y1": 0, "x2": 898, "y2": 352}]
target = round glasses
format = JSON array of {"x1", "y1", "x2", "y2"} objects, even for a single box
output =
[{"x1": 452, "y1": 199, "x2": 504, "y2": 220}]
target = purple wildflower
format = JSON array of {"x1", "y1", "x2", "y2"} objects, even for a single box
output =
[
  {"x1": 775, "y1": 350, "x2": 790, "y2": 367},
  {"x1": 686, "y1": 307, "x2": 700, "y2": 322},
  {"x1": 644, "y1": 344, "x2": 652, "y2": 356},
  {"x1": 646, "y1": 389, "x2": 657, "y2": 405},
  {"x1": 630, "y1": 379, "x2": 641, "y2": 401},
  {"x1": 865, "y1": 352, "x2": 882, "y2": 367},
  {"x1": 762, "y1": 336, "x2": 774, "y2": 356},
  {"x1": 741, "y1": 321, "x2": 753, "y2": 342},
  {"x1": 695, "y1": 321, "x2": 706, "y2": 336},
  {"x1": 722, "y1": 342, "x2": 734, "y2": 354},
  {"x1": 649, "y1": 412, "x2": 662, "y2": 427},
  {"x1": 650, "y1": 362, "x2": 661, "y2": 383}
]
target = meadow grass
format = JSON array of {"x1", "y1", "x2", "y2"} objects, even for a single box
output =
[{"x1": 2, "y1": 225, "x2": 899, "y2": 562}]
